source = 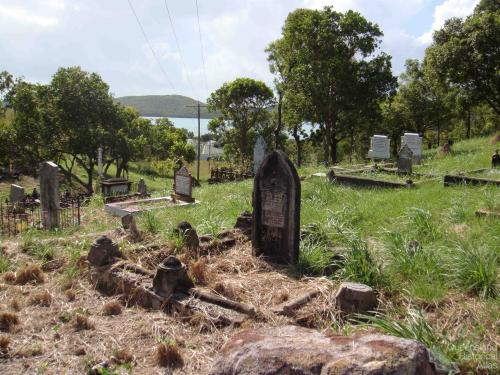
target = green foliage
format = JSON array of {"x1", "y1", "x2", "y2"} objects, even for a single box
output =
[
  {"x1": 446, "y1": 243, "x2": 498, "y2": 298},
  {"x1": 407, "y1": 207, "x2": 439, "y2": 241},
  {"x1": 207, "y1": 77, "x2": 275, "y2": 165},
  {"x1": 297, "y1": 238, "x2": 337, "y2": 276},
  {"x1": 141, "y1": 212, "x2": 162, "y2": 234},
  {"x1": 0, "y1": 254, "x2": 11, "y2": 273},
  {"x1": 22, "y1": 233, "x2": 55, "y2": 263}
]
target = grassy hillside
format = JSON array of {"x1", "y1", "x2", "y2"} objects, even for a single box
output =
[
  {"x1": 0, "y1": 136, "x2": 498, "y2": 373},
  {"x1": 115, "y1": 94, "x2": 215, "y2": 118}
]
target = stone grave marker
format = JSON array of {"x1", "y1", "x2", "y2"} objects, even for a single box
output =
[
  {"x1": 252, "y1": 150, "x2": 300, "y2": 264},
  {"x1": 253, "y1": 135, "x2": 267, "y2": 174},
  {"x1": 397, "y1": 144, "x2": 413, "y2": 174},
  {"x1": 367, "y1": 135, "x2": 390, "y2": 160},
  {"x1": 9, "y1": 184, "x2": 25, "y2": 204},
  {"x1": 39, "y1": 161, "x2": 60, "y2": 229},
  {"x1": 173, "y1": 166, "x2": 194, "y2": 202},
  {"x1": 401, "y1": 133, "x2": 422, "y2": 163},
  {"x1": 137, "y1": 178, "x2": 147, "y2": 195}
]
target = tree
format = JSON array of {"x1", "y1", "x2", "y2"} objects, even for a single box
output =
[
  {"x1": 425, "y1": 0, "x2": 500, "y2": 114},
  {"x1": 207, "y1": 78, "x2": 275, "y2": 164},
  {"x1": 268, "y1": 7, "x2": 396, "y2": 163}
]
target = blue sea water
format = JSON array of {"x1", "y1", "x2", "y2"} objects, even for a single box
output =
[{"x1": 144, "y1": 116, "x2": 210, "y2": 135}]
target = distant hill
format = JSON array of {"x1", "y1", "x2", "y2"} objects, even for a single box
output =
[{"x1": 115, "y1": 95, "x2": 214, "y2": 119}]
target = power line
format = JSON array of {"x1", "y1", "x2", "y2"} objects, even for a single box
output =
[
  {"x1": 194, "y1": 0, "x2": 209, "y2": 97},
  {"x1": 163, "y1": 0, "x2": 195, "y2": 92},
  {"x1": 126, "y1": 0, "x2": 174, "y2": 89}
]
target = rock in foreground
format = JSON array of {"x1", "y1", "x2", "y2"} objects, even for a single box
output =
[{"x1": 209, "y1": 325, "x2": 444, "y2": 375}]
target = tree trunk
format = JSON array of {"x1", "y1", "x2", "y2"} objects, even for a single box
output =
[
  {"x1": 275, "y1": 92, "x2": 283, "y2": 149},
  {"x1": 321, "y1": 123, "x2": 330, "y2": 165},
  {"x1": 466, "y1": 109, "x2": 471, "y2": 139},
  {"x1": 437, "y1": 118, "x2": 441, "y2": 147},
  {"x1": 329, "y1": 137, "x2": 338, "y2": 165},
  {"x1": 292, "y1": 125, "x2": 301, "y2": 167}
]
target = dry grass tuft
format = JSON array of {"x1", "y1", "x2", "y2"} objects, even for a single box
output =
[
  {"x1": 102, "y1": 301, "x2": 122, "y2": 316},
  {"x1": 29, "y1": 290, "x2": 52, "y2": 307},
  {"x1": 0, "y1": 312, "x2": 19, "y2": 332},
  {"x1": 9, "y1": 299, "x2": 21, "y2": 312},
  {"x1": 73, "y1": 314, "x2": 94, "y2": 331},
  {"x1": 15, "y1": 264, "x2": 44, "y2": 285},
  {"x1": 112, "y1": 348, "x2": 134, "y2": 365},
  {"x1": 190, "y1": 258, "x2": 209, "y2": 285},
  {"x1": 155, "y1": 341, "x2": 184, "y2": 368},
  {"x1": 0, "y1": 335, "x2": 10, "y2": 356},
  {"x1": 273, "y1": 290, "x2": 290, "y2": 304},
  {"x1": 3, "y1": 272, "x2": 16, "y2": 284},
  {"x1": 212, "y1": 281, "x2": 238, "y2": 301},
  {"x1": 74, "y1": 347, "x2": 86, "y2": 356},
  {"x1": 65, "y1": 289, "x2": 76, "y2": 302}
]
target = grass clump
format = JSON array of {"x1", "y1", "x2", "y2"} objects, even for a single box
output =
[
  {"x1": 0, "y1": 335, "x2": 10, "y2": 357},
  {"x1": 3, "y1": 271, "x2": 15, "y2": 283},
  {"x1": 102, "y1": 301, "x2": 122, "y2": 316},
  {"x1": 297, "y1": 238, "x2": 338, "y2": 276},
  {"x1": 142, "y1": 212, "x2": 161, "y2": 234},
  {"x1": 21, "y1": 234, "x2": 55, "y2": 263},
  {"x1": 73, "y1": 314, "x2": 94, "y2": 331},
  {"x1": 15, "y1": 264, "x2": 45, "y2": 285},
  {"x1": 407, "y1": 207, "x2": 439, "y2": 241},
  {"x1": 190, "y1": 258, "x2": 208, "y2": 285},
  {"x1": 155, "y1": 338, "x2": 183, "y2": 368},
  {"x1": 0, "y1": 312, "x2": 19, "y2": 332},
  {"x1": 30, "y1": 290, "x2": 52, "y2": 307},
  {"x1": 446, "y1": 244, "x2": 498, "y2": 298},
  {"x1": 0, "y1": 254, "x2": 11, "y2": 273}
]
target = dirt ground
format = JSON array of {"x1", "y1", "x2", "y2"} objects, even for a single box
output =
[{"x1": 0, "y1": 231, "x2": 337, "y2": 375}]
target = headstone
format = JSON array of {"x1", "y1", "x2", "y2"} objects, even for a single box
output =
[
  {"x1": 39, "y1": 161, "x2": 60, "y2": 229},
  {"x1": 252, "y1": 150, "x2": 300, "y2": 264},
  {"x1": 441, "y1": 142, "x2": 451, "y2": 155},
  {"x1": 397, "y1": 145, "x2": 413, "y2": 174},
  {"x1": 253, "y1": 135, "x2": 267, "y2": 174},
  {"x1": 88, "y1": 235, "x2": 123, "y2": 266},
  {"x1": 9, "y1": 184, "x2": 25, "y2": 204},
  {"x1": 175, "y1": 221, "x2": 199, "y2": 250},
  {"x1": 172, "y1": 166, "x2": 194, "y2": 202},
  {"x1": 367, "y1": 135, "x2": 390, "y2": 160},
  {"x1": 137, "y1": 178, "x2": 147, "y2": 195},
  {"x1": 491, "y1": 149, "x2": 500, "y2": 168},
  {"x1": 152, "y1": 256, "x2": 194, "y2": 298},
  {"x1": 401, "y1": 133, "x2": 423, "y2": 164}
]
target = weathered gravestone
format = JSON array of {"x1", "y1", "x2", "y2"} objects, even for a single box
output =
[
  {"x1": 397, "y1": 144, "x2": 413, "y2": 174},
  {"x1": 137, "y1": 178, "x2": 147, "y2": 195},
  {"x1": 39, "y1": 161, "x2": 60, "y2": 229},
  {"x1": 172, "y1": 166, "x2": 194, "y2": 202},
  {"x1": 367, "y1": 135, "x2": 390, "y2": 160},
  {"x1": 253, "y1": 135, "x2": 267, "y2": 174},
  {"x1": 491, "y1": 149, "x2": 499, "y2": 168},
  {"x1": 9, "y1": 184, "x2": 25, "y2": 204},
  {"x1": 401, "y1": 133, "x2": 423, "y2": 164},
  {"x1": 252, "y1": 150, "x2": 300, "y2": 264}
]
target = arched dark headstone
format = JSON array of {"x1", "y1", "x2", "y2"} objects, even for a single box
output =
[{"x1": 252, "y1": 150, "x2": 300, "y2": 264}]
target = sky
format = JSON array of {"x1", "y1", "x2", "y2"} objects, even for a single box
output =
[{"x1": 0, "y1": 0, "x2": 480, "y2": 102}]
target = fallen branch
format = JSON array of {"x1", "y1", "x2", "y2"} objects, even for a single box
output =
[
  {"x1": 272, "y1": 289, "x2": 320, "y2": 316},
  {"x1": 191, "y1": 288, "x2": 256, "y2": 316}
]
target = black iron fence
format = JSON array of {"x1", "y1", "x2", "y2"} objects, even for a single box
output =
[
  {"x1": 0, "y1": 197, "x2": 81, "y2": 236},
  {"x1": 208, "y1": 168, "x2": 254, "y2": 184}
]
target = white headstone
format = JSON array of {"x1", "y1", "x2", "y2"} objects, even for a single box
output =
[
  {"x1": 368, "y1": 135, "x2": 390, "y2": 159},
  {"x1": 253, "y1": 135, "x2": 267, "y2": 174},
  {"x1": 401, "y1": 133, "x2": 422, "y2": 164},
  {"x1": 174, "y1": 166, "x2": 193, "y2": 201}
]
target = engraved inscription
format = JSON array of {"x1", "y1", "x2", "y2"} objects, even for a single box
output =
[
  {"x1": 175, "y1": 175, "x2": 191, "y2": 196},
  {"x1": 262, "y1": 190, "x2": 286, "y2": 228}
]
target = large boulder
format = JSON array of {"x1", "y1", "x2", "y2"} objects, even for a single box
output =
[{"x1": 209, "y1": 325, "x2": 444, "y2": 375}]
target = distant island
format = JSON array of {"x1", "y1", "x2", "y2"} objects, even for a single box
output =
[{"x1": 115, "y1": 94, "x2": 215, "y2": 119}]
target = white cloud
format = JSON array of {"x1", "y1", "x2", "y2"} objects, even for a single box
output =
[
  {"x1": 0, "y1": 4, "x2": 59, "y2": 27},
  {"x1": 418, "y1": 0, "x2": 479, "y2": 44}
]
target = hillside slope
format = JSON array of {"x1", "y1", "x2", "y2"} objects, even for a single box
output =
[{"x1": 115, "y1": 95, "x2": 214, "y2": 118}]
